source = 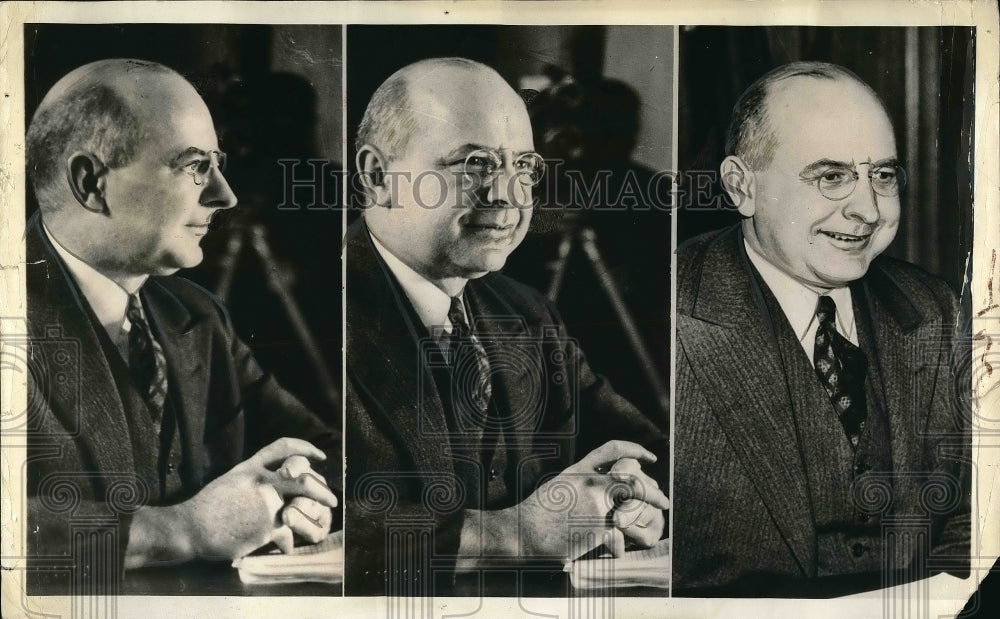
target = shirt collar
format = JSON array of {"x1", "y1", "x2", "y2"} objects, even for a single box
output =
[
  {"x1": 42, "y1": 221, "x2": 145, "y2": 334},
  {"x1": 369, "y1": 230, "x2": 459, "y2": 335},
  {"x1": 743, "y1": 239, "x2": 856, "y2": 344}
]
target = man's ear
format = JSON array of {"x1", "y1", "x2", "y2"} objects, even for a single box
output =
[
  {"x1": 720, "y1": 155, "x2": 756, "y2": 218},
  {"x1": 356, "y1": 145, "x2": 392, "y2": 208},
  {"x1": 65, "y1": 151, "x2": 109, "y2": 214}
]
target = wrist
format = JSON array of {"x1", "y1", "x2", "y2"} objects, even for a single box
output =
[
  {"x1": 459, "y1": 507, "x2": 520, "y2": 559},
  {"x1": 125, "y1": 504, "x2": 198, "y2": 569}
]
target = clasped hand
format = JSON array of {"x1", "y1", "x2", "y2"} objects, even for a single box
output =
[
  {"x1": 174, "y1": 437, "x2": 338, "y2": 560},
  {"x1": 517, "y1": 440, "x2": 668, "y2": 560}
]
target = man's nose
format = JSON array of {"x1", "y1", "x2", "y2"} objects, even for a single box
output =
[
  {"x1": 842, "y1": 174, "x2": 880, "y2": 224},
  {"x1": 200, "y1": 166, "x2": 238, "y2": 209},
  {"x1": 486, "y1": 161, "x2": 528, "y2": 208}
]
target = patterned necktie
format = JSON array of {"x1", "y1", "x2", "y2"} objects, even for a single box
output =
[
  {"x1": 445, "y1": 295, "x2": 492, "y2": 418},
  {"x1": 813, "y1": 295, "x2": 868, "y2": 448},
  {"x1": 127, "y1": 293, "x2": 169, "y2": 422}
]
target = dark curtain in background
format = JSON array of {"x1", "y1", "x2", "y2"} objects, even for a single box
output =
[
  {"x1": 24, "y1": 24, "x2": 344, "y2": 423},
  {"x1": 678, "y1": 26, "x2": 975, "y2": 292}
]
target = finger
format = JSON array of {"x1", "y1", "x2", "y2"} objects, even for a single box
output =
[
  {"x1": 277, "y1": 455, "x2": 313, "y2": 478},
  {"x1": 581, "y1": 440, "x2": 656, "y2": 470},
  {"x1": 604, "y1": 527, "x2": 626, "y2": 559},
  {"x1": 250, "y1": 437, "x2": 326, "y2": 467},
  {"x1": 272, "y1": 470, "x2": 339, "y2": 509},
  {"x1": 276, "y1": 457, "x2": 331, "y2": 490},
  {"x1": 614, "y1": 501, "x2": 664, "y2": 547},
  {"x1": 283, "y1": 497, "x2": 332, "y2": 544},
  {"x1": 612, "y1": 499, "x2": 663, "y2": 531},
  {"x1": 613, "y1": 498, "x2": 650, "y2": 529},
  {"x1": 258, "y1": 482, "x2": 286, "y2": 520},
  {"x1": 272, "y1": 524, "x2": 295, "y2": 554},
  {"x1": 608, "y1": 457, "x2": 645, "y2": 479},
  {"x1": 277, "y1": 465, "x2": 331, "y2": 491},
  {"x1": 608, "y1": 470, "x2": 669, "y2": 509}
]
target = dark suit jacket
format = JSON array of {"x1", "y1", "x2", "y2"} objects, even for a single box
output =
[
  {"x1": 673, "y1": 225, "x2": 970, "y2": 596},
  {"x1": 24, "y1": 213, "x2": 340, "y2": 592},
  {"x1": 345, "y1": 219, "x2": 667, "y2": 595}
]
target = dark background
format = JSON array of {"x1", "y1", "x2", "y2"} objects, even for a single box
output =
[
  {"x1": 347, "y1": 25, "x2": 675, "y2": 426},
  {"x1": 677, "y1": 26, "x2": 976, "y2": 293},
  {"x1": 25, "y1": 24, "x2": 344, "y2": 423}
]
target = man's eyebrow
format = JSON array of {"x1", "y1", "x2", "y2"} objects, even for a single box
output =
[
  {"x1": 434, "y1": 144, "x2": 531, "y2": 165},
  {"x1": 871, "y1": 157, "x2": 901, "y2": 168},
  {"x1": 169, "y1": 147, "x2": 209, "y2": 165},
  {"x1": 799, "y1": 159, "x2": 854, "y2": 176},
  {"x1": 435, "y1": 143, "x2": 490, "y2": 165}
]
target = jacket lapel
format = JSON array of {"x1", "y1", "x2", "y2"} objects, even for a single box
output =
[
  {"x1": 345, "y1": 221, "x2": 454, "y2": 479},
  {"x1": 464, "y1": 279, "x2": 534, "y2": 438},
  {"x1": 679, "y1": 227, "x2": 816, "y2": 575},
  {"x1": 141, "y1": 277, "x2": 209, "y2": 468},
  {"x1": 25, "y1": 214, "x2": 134, "y2": 477},
  {"x1": 856, "y1": 266, "x2": 931, "y2": 518}
]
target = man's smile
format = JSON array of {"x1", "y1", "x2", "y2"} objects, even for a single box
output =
[
  {"x1": 817, "y1": 229, "x2": 873, "y2": 249},
  {"x1": 463, "y1": 221, "x2": 517, "y2": 242},
  {"x1": 462, "y1": 209, "x2": 518, "y2": 237}
]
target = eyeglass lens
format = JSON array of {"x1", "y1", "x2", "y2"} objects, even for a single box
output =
[
  {"x1": 816, "y1": 164, "x2": 905, "y2": 200},
  {"x1": 193, "y1": 151, "x2": 227, "y2": 185},
  {"x1": 464, "y1": 149, "x2": 544, "y2": 186}
]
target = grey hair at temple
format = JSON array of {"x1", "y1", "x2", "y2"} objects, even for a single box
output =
[{"x1": 25, "y1": 58, "x2": 176, "y2": 208}]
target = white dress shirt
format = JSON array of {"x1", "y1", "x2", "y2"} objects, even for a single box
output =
[
  {"x1": 369, "y1": 231, "x2": 460, "y2": 339},
  {"x1": 744, "y1": 240, "x2": 858, "y2": 364},
  {"x1": 42, "y1": 222, "x2": 146, "y2": 362}
]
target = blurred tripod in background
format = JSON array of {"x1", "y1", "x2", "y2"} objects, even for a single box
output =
[{"x1": 507, "y1": 67, "x2": 673, "y2": 422}]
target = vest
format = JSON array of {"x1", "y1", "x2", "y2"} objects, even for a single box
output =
[
  {"x1": 756, "y1": 271, "x2": 894, "y2": 579},
  {"x1": 82, "y1": 295, "x2": 187, "y2": 504},
  {"x1": 388, "y1": 276, "x2": 513, "y2": 512}
]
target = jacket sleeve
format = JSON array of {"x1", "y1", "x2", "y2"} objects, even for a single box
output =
[
  {"x1": 26, "y1": 405, "x2": 141, "y2": 594},
  {"x1": 204, "y1": 291, "x2": 342, "y2": 499},
  {"x1": 925, "y1": 277, "x2": 971, "y2": 577},
  {"x1": 539, "y1": 295, "x2": 670, "y2": 490},
  {"x1": 343, "y1": 379, "x2": 464, "y2": 596}
]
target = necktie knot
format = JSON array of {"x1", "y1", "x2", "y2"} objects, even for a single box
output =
[
  {"x1": 127, "y1": 293, "x2": 145, "y2": 324},
  {"x1": 448, "y1": 296, "x2": 472, "y2": 338},
  {"x1": 815, "y1": 295, "x2": 837, "y2": 328}
]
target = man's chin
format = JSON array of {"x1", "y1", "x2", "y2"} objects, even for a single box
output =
[
  {"x1": 158, "y1": 249, "x2": 204, "y2": 274},
  {"x1": 810, "y1": 260, "x2": 873, "y2": 289},
  {"x1": 458, "y1": 256, "x2": 510, "y2": 280}
]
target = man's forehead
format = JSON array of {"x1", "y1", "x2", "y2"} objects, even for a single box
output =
[
  {"x1": 768, "y1": 77, "x2": 896, "y2": 164},
  {"x1": 124, "y1": 77, "x2": 220, "y2": 154},
  {"x1": 404, "y1": 70, "x2": 533, "y2": 146}
]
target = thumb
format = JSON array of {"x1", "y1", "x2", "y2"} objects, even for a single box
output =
[
  {"x1": 272, "y1": 524, "x2": 296, "y2": 555},
  {"x1": 604, "y1": 527, "x2": 626, "y2": 559}
]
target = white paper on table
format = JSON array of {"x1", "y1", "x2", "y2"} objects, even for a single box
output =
[
  {"x1": 564, "y1": 538, "x2": 670, "y2": 590},
  {"x1": 232, "y1": 530, "x2": 344, "y2": 585}
]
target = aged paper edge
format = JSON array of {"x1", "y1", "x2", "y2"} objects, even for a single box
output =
[{"x1": 1, "y1": 1, "x2": 996, "y2": 618}]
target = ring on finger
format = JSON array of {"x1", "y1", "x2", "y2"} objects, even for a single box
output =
[{"x1": 285, "y1": 504, "x2": 325, "y2": 528}]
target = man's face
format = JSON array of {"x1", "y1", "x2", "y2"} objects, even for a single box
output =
[
  {"x1": 743, "y1": 77, "x2": 900, "y2": 289},
  {"x1": 99, "y1": 75, "x2": 237, "y2": 277},
  {"x1": 378, "y1": 70, "x2": 536, "y2": 281}
]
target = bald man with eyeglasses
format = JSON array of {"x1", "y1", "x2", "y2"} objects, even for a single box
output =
[
  {"x1": 673, "y1": 61, "x2": 970, "y2": 596},
  {"x1": 345, "y1": 57, "x2": 670, "y2": 595},
  {"x1": 24, "y1": 59, "x2": 340, "y2": 593}
]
